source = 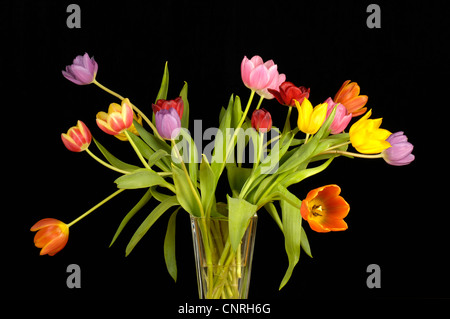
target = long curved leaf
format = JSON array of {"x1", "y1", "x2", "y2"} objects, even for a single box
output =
[
  {"x1": 125, "y1": 195, "x2": 179, "y2": 256},
  {"x1": 109, "y1": 188, "x2": 153, "y2": 247},
  {"x1": 164, "y1": 208, "x2": 180, "y2": 282},
  {"x1": 93, "y1": 138, "x2": 140, "y2": 172}
]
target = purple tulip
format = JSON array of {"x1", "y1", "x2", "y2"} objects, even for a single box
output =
[
  {"x1": 155, "y1": 108, "x2": 181, "y2": 140},
  {"x1": 382, "y1": 131, "x2": 415, "y2": 166},
  {"x1": 62, "y1": 53, "x2": 98, "y2": 85}
]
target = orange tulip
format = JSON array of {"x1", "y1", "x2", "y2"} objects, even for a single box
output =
[
  {"x1": 334, "y1": 80, "x2": 368, "y2": 117},
  {"x1": 300, "y1": 185, "x2": 349, "y2": 233},
  {"x1": 30, "y1": 218, "x2": 69, "y2": 256}
]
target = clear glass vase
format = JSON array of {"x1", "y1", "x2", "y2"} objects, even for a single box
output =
[{"x1": 190, "y1": 214, "x2": 257, "y2": 299}]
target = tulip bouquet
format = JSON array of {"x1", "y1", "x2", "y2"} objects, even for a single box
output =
[{"x1": 31, "y1": 53, "x2": 414, "y2": 298}]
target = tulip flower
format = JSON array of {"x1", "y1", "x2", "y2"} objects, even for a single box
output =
[
  {"x1": 61, "y1": 120, "x2": 92, "y2": 152},
  {"x1": 334, "y1": 80, "x2": 368, "y2": 117},
  {"x1": 300, "y1": 185, "x2": 349, "y2": 233},
  {"x1": 349, "y1": 109, "x2": 391, "y2": 154},
  {"x1": 382, "y1": 131, "x2": 415, "y2": 166},
  {"x1": 324, "y1": 97, "x2": 352, "y2": 134},
  {"x1": 295, "y1": 98, "x2": 328, "y2": 135},
  {"x1": 62, "y1": 53, "x2": 98, "y2": 85},
  {"x1": 268, "y1": 81, "x2": 310, "y2": 107},
  {"x1": 241, "y1": 55, "x2": 286, "y2": 99},
  {"x1": 155, "y1": 108, "x2": 181, "y2": 140},
  {"x1": 251, "y1": 108, "x2": 272, "y2": 133},
  {"x1": 106, "y1": 101, "x2": 143, "y2": 141},
  {"x1": 30, "y1": 218, "x2": 69, "y2": 256},
  {"x1": 152, "y1": 97, "x2": 184, "y2": 120},
  {"x1": 96, "y1": 98, "x2": 134, "y2": 137}
]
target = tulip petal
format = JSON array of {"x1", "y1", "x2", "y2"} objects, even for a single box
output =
[
  {"x1": 249, "y1": 65, "x2": 270, "y2": 90},
  {"x1": 121, "y1": 98, "x2": 134, "y2": 129},
  {"x1": 96, "y1": 118, "x2": 118, "y2": 135},
  {"x1": 61, "y1": 133, "x2": 81, "y2": 152},
  {"x1": 30, "y1": 218, "x2": 60, "y2": 231}
]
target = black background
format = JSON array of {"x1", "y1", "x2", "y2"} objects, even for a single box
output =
[{"x1": 4, "y1": 0, "x2": 449, "y2": 304}]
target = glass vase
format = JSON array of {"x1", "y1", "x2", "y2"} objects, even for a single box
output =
[{"x1": 190, "y1": 214, "x2": 257, "y2": 299}]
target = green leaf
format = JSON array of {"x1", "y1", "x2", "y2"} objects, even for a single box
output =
[
  {"x1": 147, "y1": 149, "x2": 170, "y2": 168},
  {"x1": 301, "y1": 227, "x2": 312, "y2": 258},
  {"x1": 227, "y1": 195, "x2": 258, "y2": 252},
  {"x1": 133, "y1": 121, "x2": 171, "y2": 170},
  {"x1": 200, "y1": 154, "x2": 216, "y2": 216},
  {"x1": 164, "y1": 208, "x2": 180, "y2": 282},
  {"x1": 114, "y1": 169, "x2": 168, "y2": 189},
  {"x1": 109, "y1": 188, "x2": 153, "y2": 247},
  {"x1": 126, "y1": 129, "x2": 154, "y2": 160},
  {"x1": 126, "y1": 195, "x2": 179, "y2": 256},
  {"x1": 231, "y1": 95, "x2": 243, "y2": 129},
  {"x1": 210, "y1": 95, "x2": 234, "y2": 180},
  {"x1": 278, "y1": 185, "x2": 302, "y2": 290},
  {"x1": 133, "y1": 120, "x2": 171, "y2": 154},
  {"x1": 179, "y1": 81, "x2": 189, "y2": 129},
  {"x1": 226, "y1": 165, "x2": 252, "y2": 197},
  {"x1": 264, "y1": 202, "x2": 283, "y2": 232},
  {"x1": 93, "y1": 138, "x2": 140, "y2": 172},
  {"x1": 155, "y1": 61, "x2": 169, "y2": 102},
  {"x1": 281, "y1": 157, "x2": 334, "y2": 188},
  {"x1": 175, "y1": 129, "x2": 199, "y2": 186},
  {"x1": 171, "y1": 163, "x2": 201, "y2": 216}
]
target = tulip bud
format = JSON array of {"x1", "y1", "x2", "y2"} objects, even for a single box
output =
[
  {"x1": 324, "y1": 97, "x2": 352, "y2": 134},
  {"x1": 61, "y1": 120, "x2": 92, "y2": 152},
  {"x1": 382, "y1": 131, "x2": 415, "y2": 166},
  {"x1": 268, "y1": 81, "x2": 310, "y2": 107},
  {"x1": 30, "y1": 218, "x2": 69, "y2": 256},
  {"x1": 62, "y1": 53, "x2": 98, "y2": 85},
  {"x1": 349, "y1": 109, "x2": 391, "y2": 154},
  {"x1": 152, "y1": 97, "x2": 184, "y2": 120},
  {"x1": 251, "y1": 108, "x2": 272, "y2": 133},
  {"x1": 96, "y1": 98, "x2": 134, "y2": 136},
  {"x1": 334, "y1": 80, "x2": 368, "y2": 117},
  {"x1": 155, "y1": 108, "x2": 181, "y2": 140}
]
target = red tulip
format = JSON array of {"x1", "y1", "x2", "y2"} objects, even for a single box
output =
[
  {"x1": 268, "y1": 81, "x2": 310, "y2": 107},
  {"x1": 152, "y1": 97, "x2": 184, "y2": 120},
  {"x1": 251, "y1": 108, "x2": 272, "y2": 133}
]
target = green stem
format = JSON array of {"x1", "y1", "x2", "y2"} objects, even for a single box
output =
[
  {"x1": 93, "y1": 79, "x2": 124, "y2": 100},
  {"x1": 325, "y1": 141, "x2": 351, "y2": 152},
  {"x1": 282, "y1": 106, "x2": 292, "y2": 134},
  {"x1": 304, "y1": 133, "x2": 311, "y2": 143},
  {"x1": 320, "y1": 150, "x2": 383, "y2": 159},
  {"x1": 86, "y1": 148, "x2": 131, "y2": 175},
  {"x1": 255, "y1": 94, "x2": 264, "y2": 110},
  {"x1": 217, "y1": 90, "x2": 256, "y2": 180},
  {"x1": 67, "y1": 189, "x2": 125, "y2": 227},
  {"x1": 171, "y1": 140, "x2": 204, "y2": 217},
  {"x1": 124, "y1": 130, "x2": 152, "y2": 170},
  {"x1": 239, "y1": 132, "x2": 264, "y2": 199}
]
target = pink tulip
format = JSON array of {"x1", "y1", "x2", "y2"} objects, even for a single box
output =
[
  {"x1": 62, "y1": 53, "x2": 98, "y2": 85},
  {"x1": 325, "y1": 97, "x2": 352, "y2": 134},
  {"x1": 155, "y1": 108, "x2": 181, "y2": 140},
  {"x1": 241, "y1": 55, "x2": 286, "y2": 99}
]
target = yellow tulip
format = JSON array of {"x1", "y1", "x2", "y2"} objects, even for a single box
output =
[
  {"x1": 349, "y1": 109, "x2": 391, "y2": 154},
  {"x1": 295, "y1": 98, "x2": 327, "y2": 135}
]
